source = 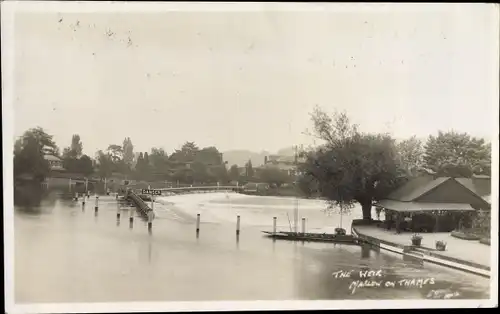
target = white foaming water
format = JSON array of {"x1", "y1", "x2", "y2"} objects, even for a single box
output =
[{"x1": 155, "y1": 192, "x2": 367, "y2": 232}]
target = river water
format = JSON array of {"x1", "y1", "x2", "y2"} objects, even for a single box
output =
[{"x1": 14, "y1": 190, "x2": 490, "y2": 303}]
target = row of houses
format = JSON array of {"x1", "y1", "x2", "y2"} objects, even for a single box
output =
[{"x1": 238, "y1": 154, "x2": 305, "y2": 177}]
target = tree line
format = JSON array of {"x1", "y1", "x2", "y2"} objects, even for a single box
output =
[
  {"x1": 296, "y1": 106, "x2": 492, "y2": 220},
  {"x1": 14, "y1": 110, "x2": 491, "y2": 215},
  {"x1": 13, "y1": 127, "x2": 302, "y2": 188},
  {"x1": 13, "y1": 129, "x2": 231, "y2": 184}
]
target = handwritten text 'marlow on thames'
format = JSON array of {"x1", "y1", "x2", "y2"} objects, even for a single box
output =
[
  {"x1": 348, "y1": 278, "x2": 436, "y2": 294},
  {"x1": 332, "y1": 270, "x2": 436, "y2": 295}
]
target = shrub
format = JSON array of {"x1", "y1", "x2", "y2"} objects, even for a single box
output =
[
  {"x1": 435, "y1": 240, "x2": 447, "y2": 251},
  {"x1": 451, "y1": 230, "x2": 480, "y2": 240},
  {"x1": 335, "y1": 228, "x2": 347, "y2": 235},
  {"x1": 412, "y1": 233, "x2": 423, "y2": 240}
]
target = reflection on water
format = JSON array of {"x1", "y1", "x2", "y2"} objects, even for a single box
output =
[{"x1": 13, "y1": 191, "x2": 490, "y2": 303}]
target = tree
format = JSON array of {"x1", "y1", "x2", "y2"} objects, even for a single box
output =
[
  {"x1": 70, "y1": 134, "x2": 83, "y2": 158},
  {"x1": 195, "y1": 147, "x2": 223, "y2": 165},
  {"x1": 122, "y1": 137, "x2": 134, "y2": 167},
  {"x1": 135, "y1": 152, "x2": 145, "y2": 177},
  {"x1": 245, "y1": 159, "x2": 254, "y2": 178},
  {"x1": 95, "y1": 150, "x2": 113, "y2": 179},
  {"x1": 170, "y1": 141, "x2": 199, "y2": 163},
  {"x1": 259, "y1": 167, "x2": 292, "y2": 187},
  {"x1": 296, "y1": 173, "x2": 319, "y2": 198},
  {"x1": 14, "y1": 129, "x2": 53, "y2": 181},
  {"x1": 423, "y1": 131, "x2": 491, "y2": 177},
  {"x1": 210, "y1": 165, "x2": 229, "y2": 183},
  {"x1": 107, "y1": 144, "x2": 123, "y2": 163},
  {"x1": 300, "y1": 107, "x2": 405, "y2": 220},
  {"x1": 150, "y1": 147, "x2": 170, "y2": 179},
  {"x1": 396, "y1": 136, "x2": 424, "y2": 177},
  {"x1": 78, "y1": 155, "x2": 94, "y2": 176},
  {"x1": 22, "y1": 127, "x2": 58, "y2": 155},
  {"x1": 191, "y1": 161, "x2": 212, "y2": 183},
  {"x1": 143, "y1": 152, "x2": 151, "y2": 178},
  {"x1": 229, "y1": 164, "x2": 240, "y2": 181}
]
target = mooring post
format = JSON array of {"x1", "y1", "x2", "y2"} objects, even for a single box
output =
[
  {"x1": 82, "y1": 195, "x2": 85, "y2": 206},
  {"x1": 273, "y1": 217, "x2": 277, "y2": 235},
  {"x1": 95, "y1": 196, "x2": 99, "y2": 212},
  {"x1": 236, "y1": 215, "x2": 241, "y2": 236},
  {"x1": 147, "y1": 210, "x2": 153, "y2": 232},
  {"x1": 302, "y1": 217, "x2": 306, "y2": 234},
  {"x1": 116, "y1": 202, "x2": 121, "y2": 220},
  {"x1": 196, "y1": 213, "x2": 201, "y2": 235},
  {"x1": 129, "y1": 207, "x2": 134, "y2": 227}
]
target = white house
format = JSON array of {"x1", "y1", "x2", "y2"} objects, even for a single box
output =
[{"x1": 44, "y1": 154, "x2": 65, "y2": 171}]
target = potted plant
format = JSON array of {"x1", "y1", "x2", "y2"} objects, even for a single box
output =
[
  {"x1": 411, "y1": 233, "x2": 423, "y2": 246},
  {"x1": 335, "y1": 228, "x2": 347, "y2": 235},
  {"x1": 435, "y1": 240, "x2": 447, "y2": 251}
]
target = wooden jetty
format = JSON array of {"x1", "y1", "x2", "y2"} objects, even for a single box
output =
[{"x1": 262, "y1": 231, "x2": 359, "y2": 244}]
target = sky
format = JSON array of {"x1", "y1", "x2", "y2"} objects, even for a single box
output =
[{"x1": 8, "y1": 3, "x2": 499, "y2": 157}]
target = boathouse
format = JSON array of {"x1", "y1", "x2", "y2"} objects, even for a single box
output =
[{"x1": 375, "y1": 175, "x2": 491, "y2": 233}]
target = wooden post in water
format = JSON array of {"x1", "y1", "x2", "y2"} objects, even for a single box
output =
[
  {"x1": 302, "y1": 218, "x2": 306, "y2": 234},
  {"x1": 95, "y1": 196, "x2": 99, "y2": 212},
  {"x1": 236, "y1": 215, "x2": 241, "y2": 236},
  {"x1": 147, "y1": 211, "x2": 153, "y2": 232},
  {"x1": 273, "y1": 217, "x2": 277, "y2": 235},
  {"x1": 196, "y1": 214, "x2": 201, "y2": 235},
  {"x1": 116, "y1": 201, "x2": 121, "y2": 220},
  {"x1": 129, "y1": 207, "x2": 134, "y2": 227}
]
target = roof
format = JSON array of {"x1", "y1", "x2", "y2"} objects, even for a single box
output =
[
  {"x1": 387, "y1": 176, "x2": 451, "y2": 202},
  {"x1": 375, "y1": 199, "x2": 475, "y2": 213},
  {"x1": 44, "y1": 154, "x2": 62, "y2": 161},
  {"x1": 454, "y1": 177, "x2": 491, "y2": 197},
  {"x1": 483, "y1": 195, "x2": 491, "y2": 203}
]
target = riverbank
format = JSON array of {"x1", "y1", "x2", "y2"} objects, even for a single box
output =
[{"x1": 351, "y1": 220, "x2": 491, "y2": 278}]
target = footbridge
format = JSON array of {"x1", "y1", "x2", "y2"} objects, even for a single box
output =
[{"x1": 122, "y1": 184, "x2": 244, "y2": 196}]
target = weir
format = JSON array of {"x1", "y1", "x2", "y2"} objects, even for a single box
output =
[{"x1": 125, "y1": 190, "x2": 155, "y2": 220}]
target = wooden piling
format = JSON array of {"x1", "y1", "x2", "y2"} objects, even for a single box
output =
[
  {"x1": 196, "y1": 213, "x2": 200, "y2": 234},
  {"x1": 95, "y1": 196, "x2": 99, "y2": 212},
  {"x1": 236, "y1": 215, "x2": 241, "y2": 236},
  {"x1": 147, "y1": 210, "x2": 153, "y2": 232},
  {"x1": 273, "y1": 217, "x2": 277, "y2": 235}
]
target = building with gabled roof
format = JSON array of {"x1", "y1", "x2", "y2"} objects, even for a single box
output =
[{"x1": 375, "y1": 174, "x2": 491, "y2": 232}]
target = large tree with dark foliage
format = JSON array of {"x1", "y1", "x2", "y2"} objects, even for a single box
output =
[
  {"x1": 299, "y1": 107, "x2": 406, "y2": 220},
  {"x1": 14, "y1": 127, "x2": 58, "y2": 181},
  {"x1": 423, "y1": 131, "x2": 491, "y2": 178}
]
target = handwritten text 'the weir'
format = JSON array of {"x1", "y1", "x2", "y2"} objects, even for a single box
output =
[{"x1": 332, "y1": 270, "x2": 436, "y2": 295}]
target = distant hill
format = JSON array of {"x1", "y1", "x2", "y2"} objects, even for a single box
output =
[{"x1": 223, "y1": 147, "x2": 297, "y2": 167}]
